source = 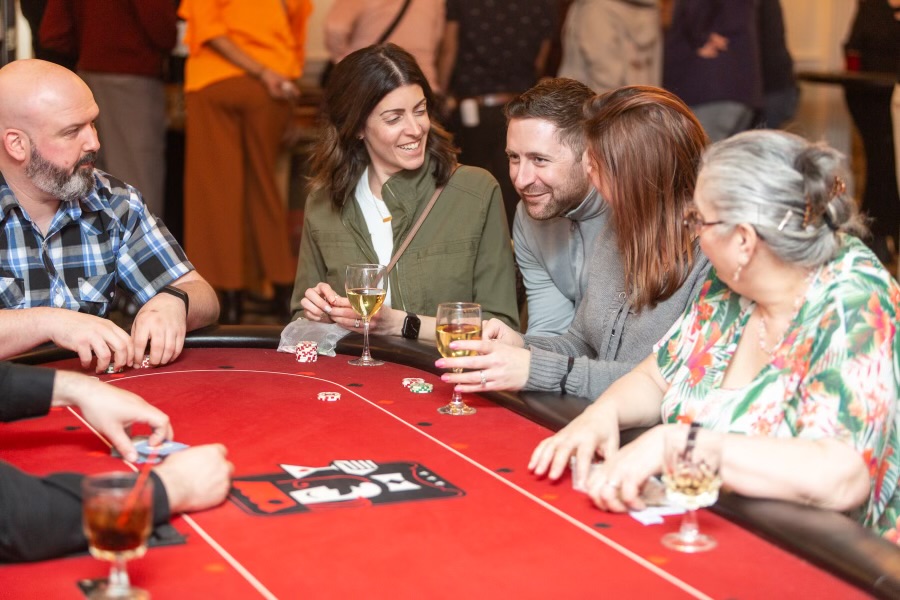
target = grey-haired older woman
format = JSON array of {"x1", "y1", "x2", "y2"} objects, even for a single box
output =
[{"x1": 530, "y1": 129, "x2": 900, "y2": 542}]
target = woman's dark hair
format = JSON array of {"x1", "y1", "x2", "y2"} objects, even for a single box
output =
[
  {"x1": 309, "y1": 43, "x2": 457, "y2": 208},
  {"x1": 583, "y1": 85, "x2": 709, "y2": 311}
]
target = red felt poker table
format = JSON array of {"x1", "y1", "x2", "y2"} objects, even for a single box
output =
[{"x1": 5, "y1": 326, "x2": 900, "y2": 599}]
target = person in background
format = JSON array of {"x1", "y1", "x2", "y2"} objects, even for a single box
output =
[
  {"x1": 0, "y1": 361, "x2": 232, "y2": 562},
  {"x1": 530, "y1": 130, "x2": 900, "y2": 543},
  {"x1": 558, "y1": 0, "x2": 661, "y2": 95},
  {"x1": 294, "y1": 43, "x2": 519, "y2": 343},
  {"x1": 843, "y1": 0, "x2": 900, "y2": 265},
  {"x1": 756, "y1": 0, "x2": 799, "y2": 128},
  {"x1": 18, "y1": 0, "x2": 77, "y2": 71},
  {"x1": 663, "y1": 0, "x2": 762, "y2": 142},
  {"x1": 0, "y1": 60, "x2": 219, "y2": 370},
  {"x1": 323, "y1": 0, "x2": 446, "y2": 92},
  {"x1": 178, "y1": 0, "x2": 313, "y2": 325},
  {"x1": 40, "y1": 0, "x2": 178, "y2": 220},
  {"x1": 437, "y1": 0, "x2": 556, "y2": 228},
  {"x1": 439, "y1": 86, "x2": 710, "y2": 399},
  {"x1": 505, "y1": 78, "x2": 603, "y2": 336}
]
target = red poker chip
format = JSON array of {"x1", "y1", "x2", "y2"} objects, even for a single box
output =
[{"x1": 295, "y1": 341, "x2": 318, "y2": 363}]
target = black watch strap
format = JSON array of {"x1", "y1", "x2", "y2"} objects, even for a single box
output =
[
  {"x1": 159, "y1": 285, "x2": 189, "y2": 317},
  {"x1": 401, "y1": 312, "x2": 421, "y2": 340}
]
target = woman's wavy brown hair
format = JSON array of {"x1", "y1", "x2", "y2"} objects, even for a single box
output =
[
  {"x1": 583, "y1": 85, "x2": 708, "y2": 311},
  {"x1": 309, "y1": 43, "x2": 458, "y2": 209}
]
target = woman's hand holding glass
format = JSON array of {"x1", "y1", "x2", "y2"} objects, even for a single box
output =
[
  {"x1": 582, "y1": 425, "x2": 672, "y2": 513},
  {"x1": 301, "y1": 282, "x2": 407, "y2": 335},
  {"x1": 435, "y1": 318, "x2": 529, "y2": 392},
  {"x1": 300, "y1": 282, "x2": 345, "y2": 324}
]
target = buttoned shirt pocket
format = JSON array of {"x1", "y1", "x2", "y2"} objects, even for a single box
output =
[
  {"x1": 78, "y1": 273, "x2": 117, "y2": 314},
  {"x1": 0, "y1": 277, "x2": 25, "y2": 308},
  {"x1": 310, "y1": 231, "x2": 370, "y2": 290},
  {"x1": 402, "y1": 238, "x2": 479, "y2": 310}
]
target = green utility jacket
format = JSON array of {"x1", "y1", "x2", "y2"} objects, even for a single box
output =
[{"x1": 293, "y1": 159, "x2": 519, "y2": 328}]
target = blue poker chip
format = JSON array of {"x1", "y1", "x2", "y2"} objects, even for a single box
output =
[{"x1": 132, "y1": 439, "x2": 190, "y2": 463}]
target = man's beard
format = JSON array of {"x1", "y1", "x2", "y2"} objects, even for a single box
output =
[
  {"x1": 25, "y1": 147, "x2": 97, "y2": 202},
  {"x1": 521, "y1": 176, "x2": 591, "y2": 221}
]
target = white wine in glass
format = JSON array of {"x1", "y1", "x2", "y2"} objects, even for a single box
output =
[
  {"x1": 435, "y1": 302, "x2": 481, "y2": 415},
  {"x1": 661, "y1": 423, "x2": 722, "y2": 553},
  {"x1": 82, "y1": 472, "x2": 153, "y2": 599},
  {"x1": 345, "y1": 264, "x2": 387, "y2": 366}
]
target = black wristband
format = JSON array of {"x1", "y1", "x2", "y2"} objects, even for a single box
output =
[
  {"x1": 560, "y1": 356, "x2": 575, "y2": 394},
  {"x1": 159, "y1": 285, "x2": 189, "y2": 317}
]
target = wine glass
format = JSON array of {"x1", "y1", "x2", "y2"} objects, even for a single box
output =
[
  {"x1": 82, "y1": 472, "x2": 154, "y2": 599},
  {"x1": 435, "y1": 302, "x2": 481, "y2": 415},
  {"x1": 661, "y1": 423, "x2": 722, "y2": 553},
  {"x1": 345, "y1": 263, "x2": 387, "y2": 367}
]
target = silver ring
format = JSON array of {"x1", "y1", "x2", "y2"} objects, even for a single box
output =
[
  {"x1": 355, "y1": 319, "x2": 360, "y2": 328},
  {"x1": 604, "y1": 479, "x2": 622, "y2": 490},
  {"x1": 479, "y1": 370, "x2": 487, "y2": 387}
]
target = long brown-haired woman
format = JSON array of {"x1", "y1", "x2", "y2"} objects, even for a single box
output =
[{"x1": 292, "y1": 43, "x2": 519, "y2": 342}]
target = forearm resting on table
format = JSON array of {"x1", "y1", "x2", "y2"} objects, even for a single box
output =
[
  {"x1": 168, "y1": 273, "x2": 219, "y2": 330},
  {"x1": 719, "y1": 434, "x2": 870, "y2": 511},
  {"x1": 0, "y1": 307, "x2": 61, "y2": 358},
  {"x1": 591, "y1": 355, "x2": 668, "y2": 430}
]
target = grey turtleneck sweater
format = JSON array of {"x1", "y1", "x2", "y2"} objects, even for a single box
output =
[{"x1": 513, "y1": 188, "x2": 609, "y2": 336}]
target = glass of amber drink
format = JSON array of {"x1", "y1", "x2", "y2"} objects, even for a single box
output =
[
  {"x1": 345, "y1": 264, "x2": 388, "y2": 366},
  {"x1": 435, "y1": 302, "x2": 481, "y2": 415},
  {"x1": 82, "y1": 472, "x2": 153, "y2": 599},
  {"x1": 661, "y1": 424, "x2": 722, "y2": 553}
]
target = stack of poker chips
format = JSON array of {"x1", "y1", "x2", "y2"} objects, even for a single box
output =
[
  {"x1": 402, "y1": 378, "x2": 433, "y2": 393},
  {"x1": 294, "y1": 341, "x2": 318, "y2": 363}
]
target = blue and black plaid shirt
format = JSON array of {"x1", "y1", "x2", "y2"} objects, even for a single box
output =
[{"x1": 0, "y1": 171, "x2": 193, "y2": 317}]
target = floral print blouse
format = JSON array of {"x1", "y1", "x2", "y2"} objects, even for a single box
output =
[{"x1": 654, "y1": 235, "x2": 900, "y2": 540}]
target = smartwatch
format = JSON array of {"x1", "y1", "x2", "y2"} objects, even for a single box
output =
[
  {"x1": 401, "y1": 313, "x2": 421, "y2": 340},
  {"x1": 159, "y1": 285, "x2": 189, "y2": 317}
]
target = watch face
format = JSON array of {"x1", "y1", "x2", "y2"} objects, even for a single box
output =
[{"x1": 403, "y1": 315, "x2": 420, "y2": 339}]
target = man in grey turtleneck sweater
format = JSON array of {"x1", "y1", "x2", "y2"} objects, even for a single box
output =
[{"x1": 506, "y1": 78, "x2": 608, "y2": 336}]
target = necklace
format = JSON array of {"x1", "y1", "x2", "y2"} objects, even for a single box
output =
[
  {"x1": 371, "y1": 195, "x2": 392, "y2": 223},
  {"x1": 756, "y1": 268, "x2": 818, "y2": 355}
]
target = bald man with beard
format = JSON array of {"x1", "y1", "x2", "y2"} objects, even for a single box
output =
[{"x1": 0, "y1": 60, "x2": 219, "y2": 371}]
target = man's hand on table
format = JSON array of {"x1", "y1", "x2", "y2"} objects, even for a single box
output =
[
  {"x1": 154, "y1": 444, "x2": 233, "y2": 514},
  {"x1": 45, "y1": 309, "x2": 135, "y2": 373},
  {"x1": 51, "y1": 370, "x2": 173, "y2": 462},
  {"x1": 131, "y1": 291, "x2": 187, "y2": 367}
]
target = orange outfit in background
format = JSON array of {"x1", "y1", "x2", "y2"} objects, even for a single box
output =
[{"x1": 179, "y1": 0, "x2": 311, "y2": 299}]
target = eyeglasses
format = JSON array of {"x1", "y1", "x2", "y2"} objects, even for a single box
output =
[{"x1": 683, "y1": 211, "x2": 725, "y2": 233}]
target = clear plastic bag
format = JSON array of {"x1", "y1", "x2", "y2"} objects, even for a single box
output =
[{"x1": 278, "y1": 319, "x2": 350, "y2": 357}]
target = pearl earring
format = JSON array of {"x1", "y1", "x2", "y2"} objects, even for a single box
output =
[{"x1": 733, "y1": 263, "x2": 743, "y2": 283}]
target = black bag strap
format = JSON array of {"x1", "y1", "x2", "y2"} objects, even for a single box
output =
[{"x1": 377, "y1": 0, "x2": 413, "y2": 44}]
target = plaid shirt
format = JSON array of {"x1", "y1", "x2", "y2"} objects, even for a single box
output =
[{"x1": 0, "y1": 171, "x2": 193, "y2": 317}]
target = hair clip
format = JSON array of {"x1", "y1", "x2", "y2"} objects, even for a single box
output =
[
  {"x1": 801, "y1": 198, "x2": 813, "y2": 228},
  {"x1": 777, "y1": 209, "x2": 795, "y2": 232},
  {"x1": 831, "y1": 176, "x2": 846, "y2": 198}
]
